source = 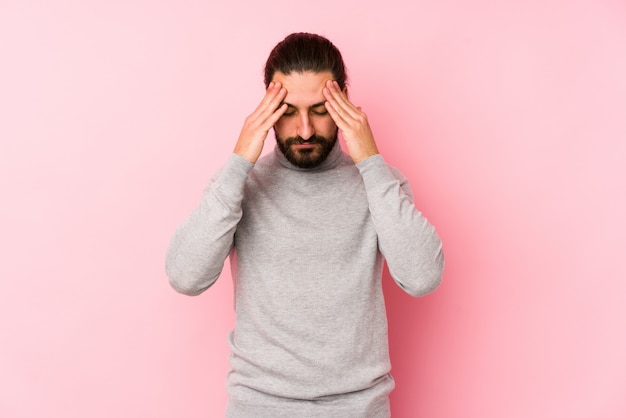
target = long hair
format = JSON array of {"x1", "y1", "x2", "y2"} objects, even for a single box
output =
[{"x1": 263, "y1": 33, "x2": 348, "y2": 89}]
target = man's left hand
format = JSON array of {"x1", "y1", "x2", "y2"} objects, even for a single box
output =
[{"x1": 323, "y1": 80, "x2": 379, "y2": 163}]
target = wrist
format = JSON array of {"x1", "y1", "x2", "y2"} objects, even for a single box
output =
[{"x1": 233, "y1": 143, "x2": 260, "y2": 164}]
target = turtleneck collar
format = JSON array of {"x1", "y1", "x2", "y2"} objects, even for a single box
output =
[{"x1": 272, "y1": 139, "x2": 346, "y2": 172}]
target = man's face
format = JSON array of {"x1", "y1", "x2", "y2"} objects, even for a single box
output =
[{"x1": 271, "y1": 71, "x2": 339, "y2": 169}]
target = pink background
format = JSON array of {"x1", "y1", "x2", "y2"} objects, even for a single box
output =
[{"x1": 2, "y1": 0, "x2": 625, "y2": 417}]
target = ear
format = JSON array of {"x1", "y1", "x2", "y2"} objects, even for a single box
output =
[{"x1": 343, "y1": 86, "x2": 349, "y2": 97}]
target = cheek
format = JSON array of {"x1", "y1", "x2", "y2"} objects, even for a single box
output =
[
  {"x1": 315, "y1": 117, "x2": 337, "y2": 136},
  {"x1": 273, "y1": 119, "x2": 292, "y2": 137}
]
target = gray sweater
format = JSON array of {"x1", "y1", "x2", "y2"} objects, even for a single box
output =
[{"x1": 166, "y1": 142, "x2": 444, "y2": 417}]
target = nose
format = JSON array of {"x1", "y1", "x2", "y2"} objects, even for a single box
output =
[{"x1": 297, "y1": 113, "x2": 314, "y2": 140}]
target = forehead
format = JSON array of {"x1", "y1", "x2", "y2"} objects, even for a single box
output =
[{"x1": 271, "y1": 71, "x2": 333, "y2": 107}]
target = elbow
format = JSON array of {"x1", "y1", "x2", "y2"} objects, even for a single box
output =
[
  {"x1": 418, "y1": 247, "x2": 445, "y2": 296},
  {"x1": 395, "y1": 248, "x2": 445, "y2": 297},
  {"x1": 169, "y1": 276, "x2": 210, "y2": 296},
  {"x1": 404, "y1": 268, "x2": 442, "y2": 297},
  {"x1": 165, "y1": 261, "x2": 217, "y2": 297}
]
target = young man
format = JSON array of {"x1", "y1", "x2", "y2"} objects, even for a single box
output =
[{"x1": 166, "y1": 33, "x2": 444, "y2": 417}]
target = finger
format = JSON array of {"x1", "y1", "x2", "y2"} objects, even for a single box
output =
[
  {"x1": 263, "y1": 103, "x2": 288, "y2": 130},
  {"x1": 322, "y1": 87, "x2": 346, "y2": 125},
  {"x1": 262, "y1": 83, "x2": 286, "y2": 112},
  {"x1": 323, "y1": 81, "x2": 361, "y2": 121},
  {"x1": 331, "y1": 88, "x2": 361, "y2": 121},
  {"x1": 253, "y1": 85, "x2": 287, "y2": 123},
  {"x1": 324, "y1": 93, "x2": 360, "y2": 132},
  {"x1": 324, "y1": 100, "x2": 350, "y2": 131},
  {"x1": 262, "y1": 86, "x2": 287, "y2": 118},
  {"x1": 252, "y1": 82, "x2": 285, "y2": 116}
]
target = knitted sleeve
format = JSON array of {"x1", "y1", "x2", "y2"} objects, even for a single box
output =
[
  {"x1": 357, "y1": 154, "x2": 444, "y2": 296},
  {"x1": 165, "y1": 154, "x2": 253, "y2": 296}
]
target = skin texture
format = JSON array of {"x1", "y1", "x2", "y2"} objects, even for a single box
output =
[
  {"x1": 233, "y1": 81, "x2": 288, "y2": 163},
  {"x1": 234, "y1": 71, "x2": 379, "y2": 165},
  {"x1": 272, "y1": 71, "x2": 338, "y2": 168},
  {"x1": 322, "y1": 79, "x2": 379, "y2": 163}
]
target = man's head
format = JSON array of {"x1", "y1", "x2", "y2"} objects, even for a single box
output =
[
  {"x1": 264, "y1": 33, "x2": 348, "y2": 169},
  {"x1": 264, "y1": 32, "x2": 347, "y2": 90}
]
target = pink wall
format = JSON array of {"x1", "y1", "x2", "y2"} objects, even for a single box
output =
[{"x1": 2, "y1": 0, "x2": 625, "y2": 417}]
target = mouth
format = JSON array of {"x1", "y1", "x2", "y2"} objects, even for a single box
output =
[{"x1": 292, "y1": 143, "x2": 317, "y2": 149}]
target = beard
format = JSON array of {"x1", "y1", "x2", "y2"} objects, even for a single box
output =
[{"x1": 275, "y1": 129, "x2": 338, "y2": 169}]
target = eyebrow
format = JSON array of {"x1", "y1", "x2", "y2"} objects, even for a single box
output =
[{"x1": 283, "y1": 101, "x2": 327, "y2": 110}]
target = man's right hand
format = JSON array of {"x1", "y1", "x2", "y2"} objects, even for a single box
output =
[{"x1": 233, "y1": 82, "x2": 288, "y2": 164}]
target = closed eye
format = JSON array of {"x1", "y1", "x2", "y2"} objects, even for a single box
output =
[
  {"x1": 281, "y1": 104, "x2": 297, "y2": 117},
  {"x1": 311, "y1": 104, "x2": 328, "y2": 116},
  {"x1": 280, "y1": 102, "x2": 328, "y2": 118}
]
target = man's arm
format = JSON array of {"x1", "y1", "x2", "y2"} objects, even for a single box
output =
[
  {"x1": 165, "y1": 83, "x2": 288, "y2": 295},
  {"x1": 165, "y1": 155, "x2": 253, "y2": 295},
  {"x1": 323, "y1": 80, "x2": 444, "y2": 296},
  {"x1": 358, "y1": 156, "x2": 444, "y2": 296}
]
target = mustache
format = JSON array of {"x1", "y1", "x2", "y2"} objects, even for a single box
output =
[{"x1": 283, "y1": 136, "x2": 327, "y2": 147}]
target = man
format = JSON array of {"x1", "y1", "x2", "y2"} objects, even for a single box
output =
[{"x1": 166, "y1": 32, "x2": 444, "y2": 417}]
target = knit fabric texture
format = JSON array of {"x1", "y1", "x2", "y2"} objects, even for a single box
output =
[{"x1": 166, "y1": 142, "x2": 444, "y2": 417}]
